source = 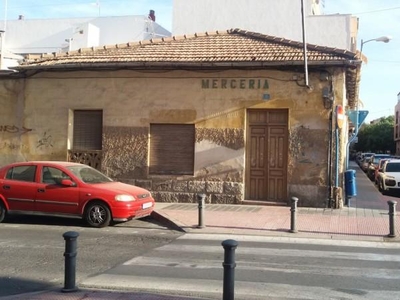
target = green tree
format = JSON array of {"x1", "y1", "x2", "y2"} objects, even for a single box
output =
[{"x1": 353, "y1": 116, "x2": 395, "y2": 154}]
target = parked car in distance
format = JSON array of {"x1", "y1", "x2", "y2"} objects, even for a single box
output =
[
  {"x1": 366, "y1": 154, "x2": 391, "y2": 181},
  {"x1": 377, "y1": 159, "x2": 400, "y2": 195},
  {"x1": 360, "y1": 153, "x2": 375, "y2": 172},
  {"x1": 374, "y1": 158, "x2": 393, "y2": 185},
  {"x1": 0, "y1": 161, "x2": 155, "y2": 227},
  {"x1": 356, "y1": 152, "x2": 374, "y2": 167}
]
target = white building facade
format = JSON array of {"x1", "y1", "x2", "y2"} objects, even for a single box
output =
[
  {"x1": 0, "y1": 14, "x2": 171, "y2": 69},
  {"x1": 172, "y1": 0, "x2": 358, "y2": 51}
]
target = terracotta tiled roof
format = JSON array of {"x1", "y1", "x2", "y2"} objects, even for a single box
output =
[
  {"x1": 14, "y1": 28, "x2": 361, "y2": 108},
  {"x1": 16, "y1": 29, "x2": 358, "y2": 68}
]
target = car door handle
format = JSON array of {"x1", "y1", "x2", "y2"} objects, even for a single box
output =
[
  {"x1": 37, "y1": 189, "x2": 45, "y2": 193},
  {"x1": 3, "y1": 185, "x2": 10, "y2": 190}
]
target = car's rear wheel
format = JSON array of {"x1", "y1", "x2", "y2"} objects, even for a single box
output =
[
  {"x1": 0, "y1": 202, "x2": 6, "y2": 223},
  {"x1": 84, "y1": 202, "x2": 111, "y2": 228}
]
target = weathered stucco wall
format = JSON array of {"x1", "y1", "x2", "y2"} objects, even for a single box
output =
[
  {"x1": 0, "y1": 79, "x2": 27, "y2": 164},
  {"x1": 0, "y1": 68, "x2": 346, "y2": 207}
]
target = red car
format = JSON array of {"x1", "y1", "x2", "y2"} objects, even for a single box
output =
[{"x1": 0, "y1": 161, "x2": 155, "y2": 227}]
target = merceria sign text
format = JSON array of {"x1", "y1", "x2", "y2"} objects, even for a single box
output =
[{"x1": 201, "y1": 79, "x2": 269, "y2": 89}]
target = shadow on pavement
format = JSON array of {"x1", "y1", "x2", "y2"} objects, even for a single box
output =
[
  {"x1": 0, "y1": 277, "x2": 209, "y2": 300},
  {"x1": 0, "y1": 276, "x2": 57, "y2": 298},
  {"x1": 3, "y1": 214, "x2": 86, "y2": 227},
  {"x1": 3, "y1": 215, "x2": 171, "y2": 230}
]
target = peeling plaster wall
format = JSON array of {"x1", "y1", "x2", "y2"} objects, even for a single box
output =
[
  {"x1": 0, "y1": 68, "x2": 348, "y2": 207},
  {"x1": 195, "y1": 128, "x2": 244, "y2": 182},
  {"x1": 102, "y1": 126, "x2": 148, "y2": 178},
  {"x1": 0, "y1": 79, "x2": 28, "y2": 164},
  {"x1": 289, "y1": 126, "x2": 329, "y2": 206}
]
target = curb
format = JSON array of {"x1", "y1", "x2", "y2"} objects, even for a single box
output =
[
  {"x1": 151, "y1": 207, "x2": 400, "y2": 243},
  {"x1": 151, "y1": 210, "x2": 187, "y2": 233}
]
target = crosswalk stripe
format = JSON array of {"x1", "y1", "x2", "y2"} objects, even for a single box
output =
[
  {"x1": 153, "y1": 243, "x2": 400, "y2": 262},
  {"x1": 81, "y1": 233, "x2": 400, "y2": 300},
  {"x1": 178, "y1": 233, "x2": 400, "y2": 248},
  {"x1": 122, "y1": 256, "x2": 400, "y2": 280}
]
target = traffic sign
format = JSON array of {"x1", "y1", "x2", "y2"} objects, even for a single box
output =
[
  {"x1": 336, "y1": 105, "x2": 345, "y2": 129},
  {"x1": 347, "y1": 110, "x2": 369, "y2": 130}
]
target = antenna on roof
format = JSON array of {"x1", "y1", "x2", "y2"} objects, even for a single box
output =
[
  {"x1": 91, "y1": 0, "x2": 100, "y2": 16},
  {"x1": 146, "y1": 10, "x2": 156, "y2": 38},
  {"x1": 148, "y1": 10, "x2": 156, "y2": 22}
]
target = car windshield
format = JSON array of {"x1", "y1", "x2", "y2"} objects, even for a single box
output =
[
  {"x1": 66, "y1": 165, "x2": 113, "y2": 184},
  {"x1": 385, "y1": 162, "x2": 400, "y2": 173}
]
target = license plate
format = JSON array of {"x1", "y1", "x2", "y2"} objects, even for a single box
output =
[{"x1": 142, "y1": 202, "x2": 152, "y2": 209}]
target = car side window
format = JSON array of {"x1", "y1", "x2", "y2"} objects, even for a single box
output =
[
  {"x1": 6, "y1": 166, "x2": 37, "y2": 182},
  {"x1": 387, "y1": 163, "x2": 400, "y2": 173},
  {"x1": 42, "y1": 167, "x2": 71, "y2": 184}
]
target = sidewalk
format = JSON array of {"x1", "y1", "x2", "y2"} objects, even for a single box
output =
[
  {"x1": 1, "y1": 289, "x2": 208, "y2": 300},
  {"x1": 3, "y1": 161, "x2": 400, "y2": 300},
  {"x1": 152, "y1": 161, "x2": 400, "y2": 242}
]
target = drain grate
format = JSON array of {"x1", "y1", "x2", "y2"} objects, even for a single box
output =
[{"x1": 162, "y1": 203, "x2": 262, "y2": 213}]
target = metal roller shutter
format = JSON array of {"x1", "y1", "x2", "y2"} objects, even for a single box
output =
[
  {"x1": 73, "y1": 110, "x2": 103, "y2": 150},
  {"x1": 150, "y1": 124, "x2": 195, "y2": 175}
]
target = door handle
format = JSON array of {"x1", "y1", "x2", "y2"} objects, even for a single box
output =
[
  {"x1": 3, "y1": 185, "x2": 10, "y2": 190},
  {"x1": 37, "y1": 189, "x2": 45, "y2": 193}
]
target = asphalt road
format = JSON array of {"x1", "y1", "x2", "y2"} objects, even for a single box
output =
[{"x1": 0, "y1": 214, "x2": 182, "y2": 297}]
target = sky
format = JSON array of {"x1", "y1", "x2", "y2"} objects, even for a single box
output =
[{"x1": 0, "y1": 0, "x2": 398, "y2": 123}]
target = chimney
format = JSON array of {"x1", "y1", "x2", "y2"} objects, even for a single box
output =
[
  {"x1": 18, "y1": 15, "x2": 24, "y2": 20},
  {"x1": 148, "y1": 10, "x2": 155, "y2": 22}
]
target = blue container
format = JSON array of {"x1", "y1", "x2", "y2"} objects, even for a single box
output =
[{"x1": 345, "y1": 169, "x2": 357, "y2": 197}]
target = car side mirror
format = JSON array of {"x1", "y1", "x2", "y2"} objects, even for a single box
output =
[{"x1": 60, "y1": 179, "x2": 76, "y2": 187}]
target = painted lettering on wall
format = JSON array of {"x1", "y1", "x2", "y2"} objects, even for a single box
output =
[
  {"x1": 201, "y1": 79, "x2": 269, "y2": 89},
  {"x1": 37, "y1": 131, "x2": 53, "y2": 149},
  {"x1": 0, "y1": 125, "x2": 33, "y2": 134}
]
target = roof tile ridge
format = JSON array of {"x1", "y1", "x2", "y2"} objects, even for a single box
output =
[
  {"x1": 230, "y1": 28, "x2": 357, "y2": 58},
  {"x1": 169, "y1": 29, "x2": 228, "y2": 41},
  {"x1": 168, "y1": 33, "x2": 188, "y2": 42}
]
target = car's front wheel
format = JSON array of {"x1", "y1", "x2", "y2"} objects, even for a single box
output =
[
  {"x1": 84, "y1": 202, "x2": 111, "y2": 228},
  {"x1": 0, "y1": 202, "x2": 6, "y2": 223}
]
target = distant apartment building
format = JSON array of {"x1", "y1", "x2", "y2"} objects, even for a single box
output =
[
  {"x1": 0, "y1": 12, "x2": 171, "y2": 69},
  {"x1": 395, "y1": 92, "x2": 400, "y2": 154},
  {"x1": 173, "y1": 0, "x2": 358, "y2": 51},
  {"x1": 370, "y1": 117, "x2": 385, "y2": 125}
]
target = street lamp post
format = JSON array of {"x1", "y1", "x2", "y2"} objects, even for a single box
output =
[
  {"x1": 360, "y1": 36, "x2": 392, "y2": 53},
  {"x1": 346, "y1": 35, "x2": 392, "y2": 170}
]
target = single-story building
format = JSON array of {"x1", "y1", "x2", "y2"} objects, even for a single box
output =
[{"x1": 0, "y1": 29, "x2": 360, "y2": 208}]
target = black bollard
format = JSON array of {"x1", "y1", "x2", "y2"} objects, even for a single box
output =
[
  {"x1": 388, "y1": 200, "x2": 397, "y2": 238},
  {"x1": 197, "y1": 193, "x2": 206, "y2": 228},
  {"x1": 290, "y1": 197, "x2": 299, "y2": 233},
  {"x1": 62, "y1": 231, "x2": 79, "y2": 292},
  {"x1": 222, "y1": 239, "x2": 238, "y2": 300}
]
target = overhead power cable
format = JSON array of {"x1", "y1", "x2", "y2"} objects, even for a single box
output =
[{"x1": 353, "y1": 6, "x2": 400, "y2": 15}]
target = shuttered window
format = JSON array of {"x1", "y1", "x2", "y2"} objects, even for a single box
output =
[
  {"x1": 150, "y1": 124, "x2": 195, "y2": 175},
  {"x1": 73, "y1": 110, "x2": 103, "y2": 150}
]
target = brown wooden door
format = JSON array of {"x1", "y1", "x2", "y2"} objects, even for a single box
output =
[{"x1": 246, "y1": 109, "x2": 288, "y2": 202}]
